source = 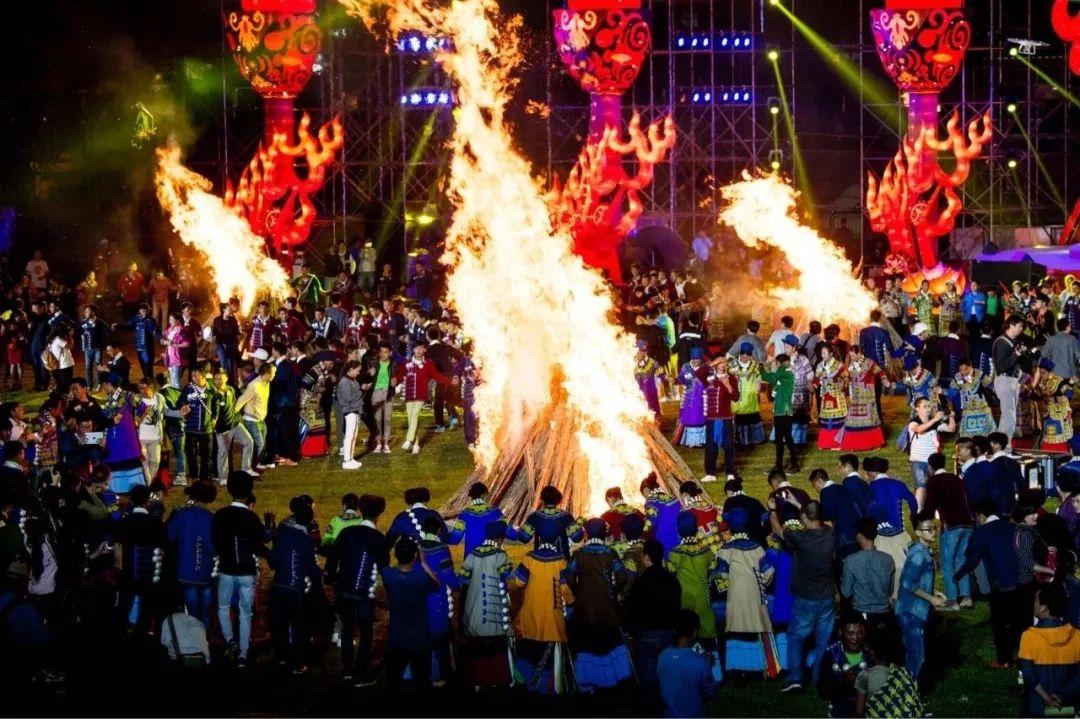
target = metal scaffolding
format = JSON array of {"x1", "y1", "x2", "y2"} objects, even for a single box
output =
[{"x1": 545, "y1": 0, "x2": 794, "y2": 240}]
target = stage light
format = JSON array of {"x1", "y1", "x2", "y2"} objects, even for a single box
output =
[
  {"x1": 767, "y1": 49, "x2": 780, "y2": 62},
  {"x1": 720, "y1": 36, "x2": 730, "y2": 47},
  {"x1": 693, "y1": 92, "x2": 701, "y2": 103},
  {"x1": 722, "y1": 92, "x2": 731, "y2": 102},
  {"x1": 770, "y1": 160, "x2": 781, "y2": 170},
  {"x1": 677, "y1": 37, "x2": 686, "y2": 48},
  {"x1": 770, "y1": 105, "x2": 780, "y2": 115},
  {"x1": 769, "y1": 0, "x2": 780, "y2": 6},
  {"x1": 1009, "y1": 47, "x2": 1019, "y2": 57},
  {"x1": 410, "y1": 92, "x2": 422, "y2": 105},
  {"x1": 409, "y1": 36, "x2": 422, "y2": 52},
  {"x1": 704, "y1": 92, "x2": 712, "y2": 102},
  {"x1": 1007, "y1": 158, "x2": 1019, "y2": 169},
  {"x1": 1007, "y1": 103, "x2": 1017, "y2": 113},
  {"x1": 742, "y1": 91, "x2": 751, "y2": 102}
]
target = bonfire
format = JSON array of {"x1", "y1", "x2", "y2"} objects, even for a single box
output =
[{"x1": 340, "y1": 0, "x2": 694, "y2": 521}]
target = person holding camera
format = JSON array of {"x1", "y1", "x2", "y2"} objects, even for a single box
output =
[
  {"x1": 993, "y1": 316, "x2": 1026, "y2": 446},
  {"x1": 906, "y1": 397, "x2": 957, "y2": 509}
]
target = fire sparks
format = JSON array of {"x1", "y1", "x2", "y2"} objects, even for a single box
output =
[
  {"x1": 340, "y1": 0, "x2": 654, "y2": 514},
  {"x1": 719, "y1": 172, "x2": 877, "y2": 327},
  {"x1": 154, "y1": 141, "x2": 292, "y2": 312}
]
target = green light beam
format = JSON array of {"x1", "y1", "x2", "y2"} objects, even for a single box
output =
[
  {"x1": 1011, "y1": 52, "x2": 1080, "y2": 109},
  {"x1": 772, "y1": 60, "x2": 815, "y2": 216},
  {"x1": 1009, "y1": 109, "x2": 1067, "y2": 215}
]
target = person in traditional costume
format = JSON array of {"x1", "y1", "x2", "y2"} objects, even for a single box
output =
[
  {"x1": 912, "y1": 281, "x2": 935, "y2": 333},
  {"x1": 298, "y1": 354, "x2": 334, "y2": 457},
  {"x1": 680, "y1": 480, "x2": 722, "y2": 548},
  {"x1": 635, "y1": 340, "x2": 662, "y2": 421},
  {"x1": 951, "y1": 358, "x2": 996, "y2": 437},
  {"x1": 510, "y1": 486, "x2": 584, "y2": 559},
  {"x1": 511, "y1": 523, "x2": 573, "y2": 695},
  {"x1": 697, "y1": 355, "x2": 740, "y2": 482},
  {"x1": 1034, "y1": 358, "x2": 1075, "y2": 452},
  {"x1": 716, "y1": 508, "x2": 780, "y2": 677},
  {"x1": 840, "y1": 346, "x2": 889, "y2": 452},
  {"x1": 938, "y1": 281, "x2": 963, "y2": 337},
  {"x1": 867, "y1": 502, "x2": 911, "y2": 601},
  {"x1": 763, "y1": 349, "x2": 799, "y2": 473},
  {"x1": 447, "y1": 482, "x2": 505, "y2": 557},
  {"x1": 900, "y1": 354, "x2": 940, "y2": 416},
  {"x1": 674, "y1": 347, "x2": 707, "y2": 448},
  {"x1": 418, "y1": 515, "x2": 460, "y2": 686},
  {"x1": 380, "y1": 538, "x2": 438, "y2": 690},
  {"x1": 666, "y1": 511, "x2": 722, "y2": 660},
  {"x1": 814, "y1": 343, "x2": 848, "y2": 450},
  {"x1": 791, "y1": 344, "x2": 814, "y2": 446},
  {"x1": 614, "y1": 513, "x2": 647, "y2": 585},
  {"x1": 641, "y1": 473, "x2": 682, "y2": 557},
  {"x1": 386, "y1": 487, "x2": 447, "y2": 548},
  {"x1": 565, "y1": 518, "x2": 632, "y2": 692},
  {"x1": 100, "y1": 372, "x2": 147, "y2": 493},
  {"x1": 458, "y1": 520, "x2": 516, "y2": 689},
  {"x1": 732, "y1": 343, "x2": 765, "y2": 446},
  {"x1": 600, "y1": 487, "x2": 644, "y2": 542}
]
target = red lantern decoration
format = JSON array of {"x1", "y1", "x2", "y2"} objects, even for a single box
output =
[
  {"x1": 550, "y1": 0, "x2": 674, "y2": 284},
  {"x1": 224, "y1": 0, "x2": 343, "y2": 259},
  {"x1": 1052, "y1": 0, "x2": 1080, "y2": 77}
]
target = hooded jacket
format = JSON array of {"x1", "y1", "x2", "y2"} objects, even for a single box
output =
[{"x1": 1019, "y1": 619, "x2": 1080, "y2": 716}]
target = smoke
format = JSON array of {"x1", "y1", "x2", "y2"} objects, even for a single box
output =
[{"x1": 23, "y1": 27, "x2": 197, "y2": 279}]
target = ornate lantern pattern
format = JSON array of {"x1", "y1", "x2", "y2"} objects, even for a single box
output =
[
  {"x1": 550, "y1": 0, "x2": 674, "y2": 284},
  {"x1": 224, "y1": 0, "x2": 343, "y2": 258},
  {"x1": 1052, "y1": 0, "x2": 1080, "y2": 77}
]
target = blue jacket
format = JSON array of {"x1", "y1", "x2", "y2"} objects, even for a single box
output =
[
  {"x1": 270, "y1": 359, "x2": 300, "y2": 409},
  {"x1": 419, "y1": 538, "x2": 460, "y2": 641},
  {"x1": 125, "y1": 314, "x2": 159, "y2": 352},
  {"x1": 166, "y1": 504, "x2": 215, "y2": 584},
  {"x1": 326, "y1": 523, "x2": 388, "y2": 599},
  {"x1": 956, "y1": 517, "x2": 1019, "y2": 591},
  {"x1": 381, "y1": 564, "x2": 437, "y2": 652},
  {"x1": 869, "y1": 476, "x2": 918, "y2": 530},
  {"x1": 896, "y1": 542, "x2": 935, "y2": 621},
  {"x1": 178, "y1": 384, "x2": 217, "y2": 434},
  {"x1": 990, "y1": 455, "x2": 1022, "y2": 517},
  {"x1": 961, "y1": 460, "x2": 995, "y2": 508},
  {"x1": 447, "y1": 502, "x2": 504, "y2": 557},
  {"x1": 842, "y1": 474, "x2": 873, "y2": 515},
  {"x1": 645, "y1": 492, "x2": 682, "y2": 557},
  {"x1": 510, "y1": 507, "x2": 585, "y2": 559},
  {"x1": 968, "y1": 335, "x2": 994, "y2": 377},
  {"x1": 858, "y1": 325, "x2": 895, "y2": 367},
  {"x1": 269, "y1": 520, "x2": 321, "y2": 593},
  {"x1": 79, "y1": 318, "x2": 108, "y2": 353},
  {"x1": 962, "y1": 290, "x2": 987, "y2": 322},
  {"x1": 386, "y1": 505, "x2": 447, "y2": 549},
  {"x1": 819, "y1": 483, "x2": 865, "y2": 547}
]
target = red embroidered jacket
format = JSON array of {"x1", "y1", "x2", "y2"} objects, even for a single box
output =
[{"x1": 394, "y1": 358, "x2": 450, "y2": 402}]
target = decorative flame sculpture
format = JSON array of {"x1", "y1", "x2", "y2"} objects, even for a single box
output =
[
  {"x1": 551, "y1": 0, "x2": 675, "y2": 283},
  {"x1": 224, "y1": 0, "x2": 343, "y2": 258},
  {"x1": 866, "y1": 0, "x2": 989, "y2": 271},
  {"x1": 1052, "y1": 0, "x2": 1080, "y2": 77},
  {"x1": 866, "y1": 111, "x2": 992, "y2": 271}
]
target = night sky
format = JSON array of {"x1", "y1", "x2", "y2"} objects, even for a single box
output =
[{"x1": 2, "y1": 0, "x2": 1071, "y2": 268}]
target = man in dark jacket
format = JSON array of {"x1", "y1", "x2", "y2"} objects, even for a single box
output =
[
  {"x1": 988, "y1": 432, "x2": 1022, "y2": 517},
  {"x1": 211, "y1": 472, "x2": 269, "y2": 666},
  {"x1": 211, "y1": 303, "x2": 242, "y2": 385},
  {"x1": 117, "y1": 485, "x2": 166, "y2": 633},
  {"x1": 326, "y1": 494, "x2": 390, "y2": 686},
  {"x1": 28, "y1": 300, "x2": 50, "y2": 391},
  {"x1": 424, "y1": 327, "x2": 462, "y2": 433},
  {"x1": 624, "y1": 539, "x2": 681, "y2": 712},
  {"x1": 268, "y1": 342, "x2": 300, "y2": 466},
  {"x1": 268, "y1": 499, "x2": 321, "y2": 672},
  {"x1": 955, "y1": 501, "x2": 1023, "y2": 668}
]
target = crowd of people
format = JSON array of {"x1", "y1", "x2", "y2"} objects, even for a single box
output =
[{"x1": 1, "y1": 246, "x2": 1080, "y2": 717}]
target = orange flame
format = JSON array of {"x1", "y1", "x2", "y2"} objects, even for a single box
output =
[
  {"x1": 154, "y1": 141, "x2": 292, "y2": 313},
  {"x1": 719, "y1": 172, "x2": 878, "y2": 327},
  {"x1": 340, "y1": 0, "x2": 654, "y2": 514}
]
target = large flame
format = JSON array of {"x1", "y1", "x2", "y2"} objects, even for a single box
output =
[
  {"x1": 155, "y1": 141, "x2": 292, "y2": 312},
  {"x1": 719, "y1": 172, "x2": 877, "y2": 327},
  {"x1": 340, "y1": 0, "x2": 653, "y2": 513}
]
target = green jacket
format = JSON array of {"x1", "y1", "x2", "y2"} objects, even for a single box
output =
[{"x1": 762, "y1": 365, "x2": 795, "y2": 417}]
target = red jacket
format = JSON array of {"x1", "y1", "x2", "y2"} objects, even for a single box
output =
[
  {"x1": 696, "y1": 366, "x2": 740, "y2": 419},
  {"x1": 395, "y1": 358, "x2": 449, "y2": 402}
]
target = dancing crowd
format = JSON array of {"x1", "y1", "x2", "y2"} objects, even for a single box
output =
[{"x1": 1, "y1": 246, "x2": 1080, "y2": 717}]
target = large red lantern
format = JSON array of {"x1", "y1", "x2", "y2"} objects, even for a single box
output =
[
  {"x1": 550, "y1": 0, "x2": 674, "y2": 284},
  {"x1": 224, "y1": 0, "x2": 343, "y2": 259},
  {"x1": 1052, "y1": 0, "x2": 1080, "y2": 77},
  {"x1": 865, "y1": 0, "x2": 989, "y2": 273}
]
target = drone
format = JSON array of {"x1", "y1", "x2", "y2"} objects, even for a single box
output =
[{"x1": 1007, "y1": 38, "x2": 1050, "y2": 56}]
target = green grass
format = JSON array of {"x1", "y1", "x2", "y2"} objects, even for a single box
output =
[{"x1": 18, "y1": 386, "x2": 1024, "y2": 716}]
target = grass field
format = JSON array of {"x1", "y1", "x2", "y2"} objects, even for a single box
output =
[{"x1": 20, "y1": 386, "x2": 1028, "y2": 716}]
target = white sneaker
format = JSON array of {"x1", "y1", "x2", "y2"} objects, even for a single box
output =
[
  {"x1": 701, "y1": 475, "x2": 718, "y2": 483},
  {"x1": 401, "y1": 440, "x2": 412, "y2": 451},
  {"x1": 381, "y1": 444, "x2": 391, "y2": 454},
  {"x1": 342, "y1": 460, "x2": 362, "y2": 470},
  {"x1": 256, "y1": 463, "x2": 276, "y2": 470},
  {"x1": 726, "y1": 474, "x2": 736, "y2": 481},
  {"x1": 411, "y1": 442, "x2": 420, "y2": 455},
  {"x1": 244, "y1": 469, "x2": 260, "y2": 478},
  {"x1": 174, "y1": 475, "x2": 187, "y2": 487}
]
